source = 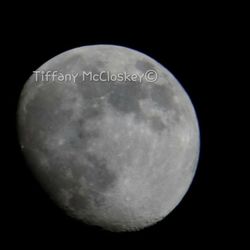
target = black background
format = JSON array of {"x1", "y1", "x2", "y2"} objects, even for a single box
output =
[{"x1": 2, "y1": 3, "x2": 240, "y2": 249}]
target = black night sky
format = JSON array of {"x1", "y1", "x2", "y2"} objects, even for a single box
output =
[{"x1": 2, "y1": 3, "x2": 239, "y2": 249}]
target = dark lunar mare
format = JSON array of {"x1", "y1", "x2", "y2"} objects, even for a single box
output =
[{"x1": 18, "y1": 80, "x2": 118, "y2": 216}]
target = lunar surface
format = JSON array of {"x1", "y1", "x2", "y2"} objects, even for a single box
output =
[{"x1": 17, "y1": 45, "x2": 200, "y2": 232}]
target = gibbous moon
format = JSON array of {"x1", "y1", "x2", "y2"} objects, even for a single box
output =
[{"x1": 17, "y1": 45, "x2": 200, "y2": 232}]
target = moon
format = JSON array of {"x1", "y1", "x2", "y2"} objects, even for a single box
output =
[{"x1": 17, "y1": 45, "x2": 200, "y2": 232}]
